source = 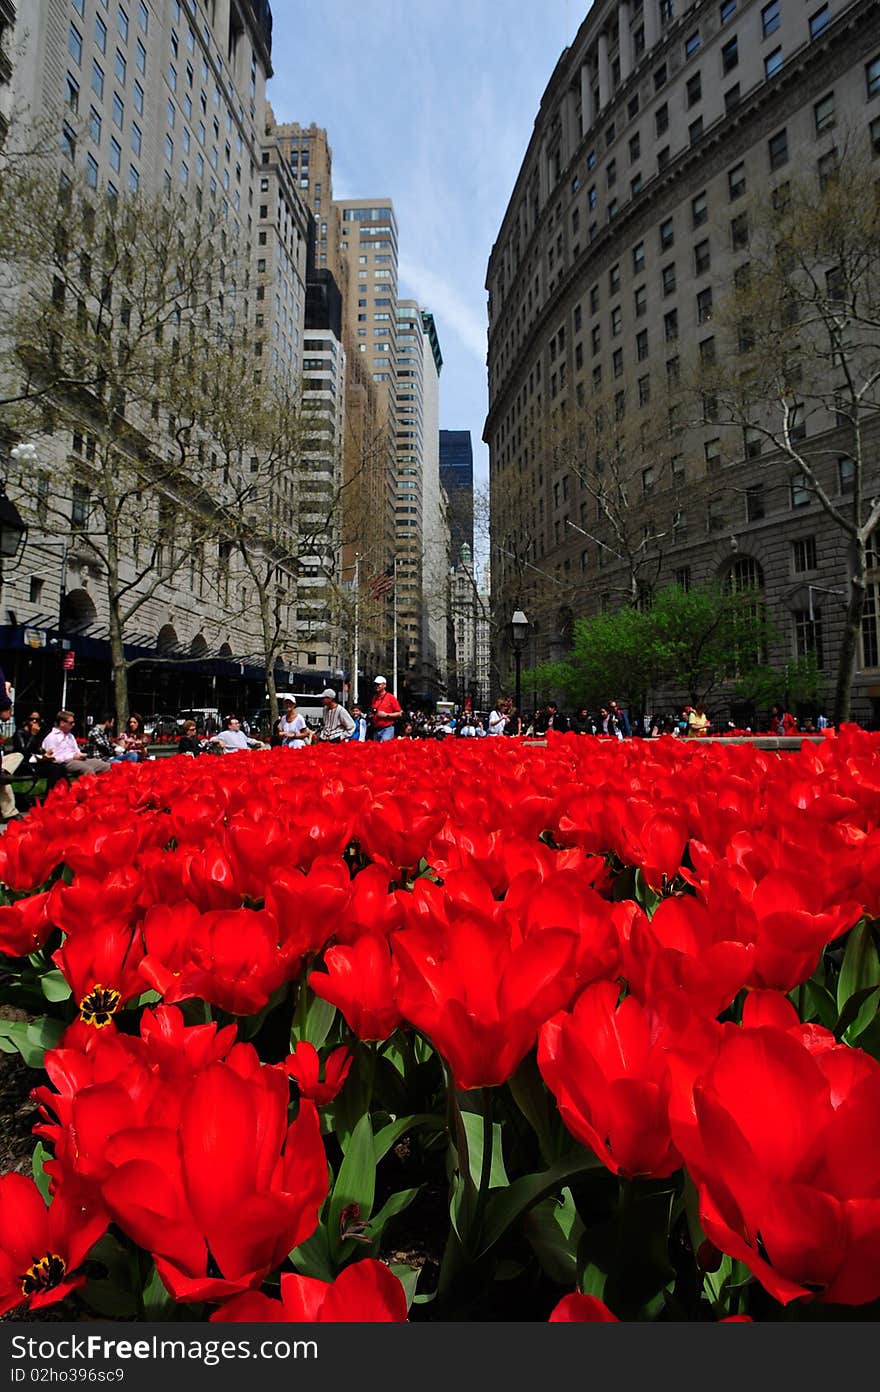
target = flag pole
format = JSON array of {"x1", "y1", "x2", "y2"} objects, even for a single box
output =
[
  {"x1": 391, "y1": 555, "x2": 398, "y2": 696},
  {"x1": 352, "y1": 554, "x2": 360, "y2": 707}
]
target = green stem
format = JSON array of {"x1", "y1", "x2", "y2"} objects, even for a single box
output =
[{"x1": 471, "y1": 1086, "x2": 494, "y2": 1251}]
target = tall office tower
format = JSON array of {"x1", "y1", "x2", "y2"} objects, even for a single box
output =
[
  {"x1": 439, "y1": 430, "x2": 475, "y2": 562},
  {"x1": 299, "y1": 264, "x2": 345, "y2": 676},
  {"x1": 269, "y1": 118, "x2": 350, "y2": 317},
  {"x1": 0, "y1": 0, "x2": 315, "y2": 715},
  {"x1": 419, "y1": 310, "x2": 449, "y2": 701},
  {"x1": 485, "y1": 0, "x2": 880, "y2": 721}
]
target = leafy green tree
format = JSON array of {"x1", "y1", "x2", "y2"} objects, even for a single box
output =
[{"x1": 528, "y1": 581, "x2": 771, "y2": 714}]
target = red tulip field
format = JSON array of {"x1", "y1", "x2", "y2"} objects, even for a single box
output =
[{"x1": 2, "y1": 729, "x2": 880, "y2": 1323}]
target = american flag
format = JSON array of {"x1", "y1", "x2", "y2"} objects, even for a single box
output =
[{"x1": 368, "y1": 563, "x2": 395, "y2": 600}]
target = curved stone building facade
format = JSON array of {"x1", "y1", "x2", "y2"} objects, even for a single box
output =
[{"x1": 485, "y1": 0, "x2": 880, "y2": 721}]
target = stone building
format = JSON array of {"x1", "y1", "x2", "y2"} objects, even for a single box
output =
[{"x1": 485, "y1": 0, "x2": 880, "y2": 722}]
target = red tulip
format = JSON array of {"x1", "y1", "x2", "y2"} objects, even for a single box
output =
[
  {"x1": 54, "y1": 922, "x2": 146, "y2": 1028},
  {"x1": 283, "y1": 1042, "x2": 352, "y2": 1104},
  {"x1": 539, "y1": 980, "x2": 682, "y2": 1179},
  {"x1": 211, "y1": 1260, "x2": 408, "y2": 1322},
  {"x1": 549, "y1": 1293, "x2": 619, "y2": 1322},
  {"x1": 101, "y1": 1068, "x2": 328, "y2": 1303},
  {"x1": 679, "y1": 1023, "x2": 880, "y2": 1304},
  {"x1": 309, "y1": 935, "x2": 403, "y2": 1042},
  {"x1": 0, "y1": 889, "x2": 53, "y2": 958},
  {"x1": 393, "y1": 916, "x2": 578, "y2": 1089},
  {"x1": 0, "y1": 1173, "x2": 108, "y2": 1316}
]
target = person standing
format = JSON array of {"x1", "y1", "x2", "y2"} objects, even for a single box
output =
[
  {"x1": 316, "y1": 688, "x2": 356, "y2": 743},
  {"x1": 278, "y1": 697, "x2": 308, "y2": 749},
  {"x1": 369, "y1": 676, "x2": 402, "y2": 742},
  {"x1": 42, "y1": 711, "x2": 113, "y2": 778}
]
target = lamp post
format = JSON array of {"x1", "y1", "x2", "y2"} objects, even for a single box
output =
[{"x1": 510, "y1": 608, "x2": 529, "y2": 722}]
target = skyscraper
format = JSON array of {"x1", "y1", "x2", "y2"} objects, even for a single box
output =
[{"x1": 439, "y1": 430, "x2": 474, "y2": 564}]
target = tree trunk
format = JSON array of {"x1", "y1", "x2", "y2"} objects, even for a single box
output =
[
  {"x1": 832, "y1": 536, "x2": 866, "y2": 727},
  {"x1": 258, "y1": 582, "x2": 279, "y2": 726},
  {"x1": 108, "y1": 602, "x2": 129, "y2": 728}
]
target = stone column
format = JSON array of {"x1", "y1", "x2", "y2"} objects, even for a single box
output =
[
  {"x1": 580, "y1": 61, "x2": 594, "y2": 135},
  {"x1": 597, "y1": 30, "x2": 611, "y2": 109},
  {"x1": 538, "y1": 138, "x2": 549, "y2": 204},
  {"x1": 561, "y1": 89, "x2": 578, "y2": 161},
  {"x1": 619, "y1": 1, "x2": 634, "y2": 79},
  {"x1": 643, "y1": 0, "x2": 660, "y2": 49}
]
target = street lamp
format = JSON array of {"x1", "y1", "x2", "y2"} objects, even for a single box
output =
[{"x1": 510, "y1": 608, "x2": 529, "y2": 720}]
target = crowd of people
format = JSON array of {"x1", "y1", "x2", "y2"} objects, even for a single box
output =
[{"x1": 0, "y1": 653, "x2": 836, "y2": 825}]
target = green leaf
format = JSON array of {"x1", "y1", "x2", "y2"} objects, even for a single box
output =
[
  {"x1": 479, "y1": 1150, "x2": 604, "y2": 1258},
  {"x1": 803, "y1": 978, "x2": 837, "y2": 1029},
  {"x1": 327, "y1": 1113, "x2": 376, "y2": 1261},
  {"x1": 141, "y1": 1263, "x2": 174, "y2": 1320},
  {"x1": 461, "y1": 1110, "x2": 508, "y2": 1191},
  {"x1": 363, "y1": 1186, "x2": 421, "y2": 1253},
  {"x1": 289, "y1": 1224, "x2": 338, "y2": 1283},
  {"x1": 298, "y1": 994, "x2": 338, "y2": 1050},
  {"x1": 520, "y1": 1188, "x2": 584, "y2": 1285},
  {"x1": 836, "y1": 918, "x2": 879, "y2": 1016},
  {"x1": 373, "y1": 1113, "x2": 440, "y2": 1164},
  {"x1": 387, "y1": 1262, "x2": 421, "y2": 1311},
  {"x1": 0, "y1": 1015, "x2": 65, "y2": 1067},
  {"x1": 80, "y1": 1233, "x2": 139, "y2": 1318},
  {"x1": 39, "y1": 969, "x2": 72, "y2": 1003},
  {"x1": 508, "y1": 1053, "x2": 555, "y2": 1165},
  {"x1": 842, "y1": 986, "x2": 880, "y2": 1045},
  {"x1": 31, "y1": 1142, "x2": 52, "y2": 1203}
]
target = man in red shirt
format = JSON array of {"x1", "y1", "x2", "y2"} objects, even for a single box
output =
[{"x1": 369, "y1": 675, "x2": 402, "y2": 742}]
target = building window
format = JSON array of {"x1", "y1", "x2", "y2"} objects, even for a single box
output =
[
  {"x1": 809, "y1": 4, "x2": 829, "y2": 38},
  {"x1": 130, "y1": 120, "x2": 141, "y2": 155},
  {"x1": 590, "y1": 284, "x2": 599, "y2": 313},
  {"x1": 704, "y1": 438, "x2": 721, "y2": 468},
  {"x1": 725, "y1": 83, "x2": 741, "y2": 113},
  {"x1": 762, "y1": 1, "x2": 780, "y2": 37},
  {"x1": 692, "y1": 190, "x2": 708, "y2": 226},
  {"x1": 765, "y1": 47, "x2": 783, "y2": 78},
  {"x1": 694, "y1": 239, "x2": 711, "y2": 274},
  {"x1": 659, "y1": 216, "x2": 674, "y2": 249},
  {"x1": 722, "y1": 35, "x2": 739, "y2": 71},
  {"x1": 609, "y1": 263, "x2": 621, "y2": 293},
  {"x1": 636, "y1": 328, "x2": 649, "y2": 361},
  {"x1": 632, "y1": 240, "x2": 645, "y2": 273},
  {"x1": 664, "y1": 309, "x2": 678, "y2": 341},
  {"x1": 657, "y1": 146, "x2": 670, "y2": 171},
  {"x1": 870, "y1": 116, "x2": 880, "y2": 155},
  {"x1": 662, "y1": 262, "x2": 676, "y2": 295},
  {"x1": 92, "y1": 60, "x2": 105, "y2": 98},
  {"x1": 629, "y1": 133, "x2": 641, "y2": 164},
  {"x1": 612, "y1": 348, "x2": 624, "y2": 377},
  {"x1": 639, "y1": 376, "x2": 651, "y2": 407},
  {"x1": 655, "y1": 102, "x2": 669, "y2": 136},
  {"x1": 814, "y1": 92, "x2": 835, "y2": 134},
  {"x1": 89, "y1": 106, "x2": 101, "y2": 142},
  {"x1": 839, "y1": 456, "x2": 855, "y2": 494},
  {"x1": 611, "y1": 305, "x2": 622, "y2": 336},
  {"x1": 746, "y1": 485, "x2": 765, "y2": 521},
  {"x1": 791, "y1": 475, "x2": 811, "y2": 508},
  {"x1": 686, "y1": 72, "x2": 702, "y2": 106},
  {"x1": 85, "y1": 153, "x2": 99, "y2": 188},
  {"x1": 689, "y1": 117, "x2": 704, "y2": 144},
  {"x1": 721, "y1": 0, "x2": 737, "y2": 18},
  {"x1": 697, "y1": 287, "x2": 713, "y2": 323},
  {"x1": 685, "y1": 31, "x2": 701, "y2": 58},
  {"x1": 707, "y1": 499, "x2": 725, "y2": 532},
  {"x1": 666, "y1": 355, "x2": 680, "y2": 383},
  {"x1": 768, "y1": 128, "x2": 788, "y2": 170},
  {"x1": 607, "y1": 159, "x2": 617, "y2": 187},
  {"x1": 866, "y1": 56, "x2": 880, "y2": 98},
  {"x1": 795, "y1": 609, "x2": 824, "y2": 668},
  {"x1": 115, "y1": 49, "x2": 126, "y2": 83},
  {"x1": 792, "y1": 536, "x2": 818, "y2": 572},
  {"x1": 817, "y1": 148, "x2": 838, "y2": 187},
  {"x1": 591, "y1": 324, "x2": 601, "y2": 354},
  {"x1": 728, "y1": 161, "x2": 746, "y2": 199},
  {"x1": 634, "y1": 284, "x2": 647, "y2": 317},
  {"x1": 588, "y1": 184, "x2": 597, "y2": 209},
  {"x1": 654, "y1": 63, "x2": 668, "y2": 92}
]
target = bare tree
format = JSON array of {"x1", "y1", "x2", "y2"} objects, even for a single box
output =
[{"x1": 697, "y1": 139, "x2": 880, "y2": 721}]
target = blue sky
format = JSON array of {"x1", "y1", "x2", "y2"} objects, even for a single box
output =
[{"x1": 268, "y1": 1, "x2": 579, "y2": 511}]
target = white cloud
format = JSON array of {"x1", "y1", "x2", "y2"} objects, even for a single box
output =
[{"x1": 398, "y1": 256, "x2": 487, "y2": 364}]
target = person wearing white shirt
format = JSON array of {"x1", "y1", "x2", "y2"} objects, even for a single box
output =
[
  {"x1": 41, "y1": 710, "x2": 112, "y2": 778},
  {"x1": 487, "y1": 703, "x2": 509, "y2": 736},
  {"x1": 278, "y1": 698, "x2": 308, "y2": 749},
  {"x1": 316, "y1": 689, "x2": 356, "y2": 743},
  {"x1": 209, "y1": 716, "x2": 268, "y2": 752}
]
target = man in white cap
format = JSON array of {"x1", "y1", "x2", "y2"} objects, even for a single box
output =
[
  {"x1": 315, "y1": 688, "x2": 356, "y2": 743},
  {"x1": 369, "y1": 675, "x2": 402, "y2": 742}
]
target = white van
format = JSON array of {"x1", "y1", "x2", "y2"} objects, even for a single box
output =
[{"x1": 274, "y1": 691, "x2": 325, "y2": 725}]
